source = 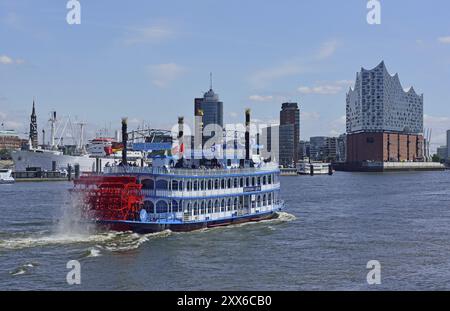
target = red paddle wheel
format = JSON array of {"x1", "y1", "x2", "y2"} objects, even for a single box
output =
[{"x1": 73, "y1": 176, "x2": 144, "y2": 221}]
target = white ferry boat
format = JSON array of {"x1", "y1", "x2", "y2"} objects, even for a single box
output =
[
  {"x1": 73, "y1": 111, "x2": 284, "y2": 233},
  {"x1": 0, "y1": 169, "x2": 15, "y2": 184},
  {"x1": 297, "y1": 162, "x2": 333, "y2": 175}
]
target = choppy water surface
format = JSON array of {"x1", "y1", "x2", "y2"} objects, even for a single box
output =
[{"x1": 1, "y1": 171, "x2": 450, "y2": 290}]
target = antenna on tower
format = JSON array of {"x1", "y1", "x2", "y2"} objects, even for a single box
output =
[{"x1": 210, "y1": 72, "x2": 213, "y2": 90}]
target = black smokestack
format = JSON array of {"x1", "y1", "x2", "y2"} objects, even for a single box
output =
[
  {"x1": 245, "y1": 109, "x2": 250, "y2": 161},
  {"x1": 178, "y1": 116, "x2": 184, "y2": 139},
  {"x1": 122, "y1": 117, "x2": 128, "y2": 165},
  {"x1": 256, "y1": 132, "x2": 260, "y2": 155}
]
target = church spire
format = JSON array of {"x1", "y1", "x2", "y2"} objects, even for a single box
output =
[{"x1": 29, "y1": 99, "x2": 38, "y2": 148}]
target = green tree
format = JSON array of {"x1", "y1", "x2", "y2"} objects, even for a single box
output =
[{"x1": 432, "y1": 154, "x2": 441, "y2": 163}]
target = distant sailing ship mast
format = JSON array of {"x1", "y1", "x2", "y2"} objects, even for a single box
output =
[
  {"x1": 49, "y1": 111, "x2": 57, "y2": 150},
  {"x1": 75, "y1": 122, "x2": 87, "y2": 154}
]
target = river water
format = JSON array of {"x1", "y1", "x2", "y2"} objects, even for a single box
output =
[{"x1": 1, "y1": 171, "x2": 450, "y2": 290}]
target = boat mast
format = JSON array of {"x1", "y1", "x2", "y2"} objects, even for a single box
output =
[
  {"x1": 76, "y1": 122, "x2": 87, "y2": 152},
  {"x1": 49, "y1": 111, "x2": 57, "y2": 149}
]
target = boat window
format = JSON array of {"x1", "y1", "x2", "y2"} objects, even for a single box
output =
[
  {"x1": 171, "y1": 180, "x2": 178, "y2": 191},
  {"x1": 155, "y1": 179, "x2": 168, "y2": 190},
  {"x1": 234, "y1": 197, "x2": 238, "y2": 210},
  {"x1": 263, "y1": 176, "x2": 266, "y2": 185},
  {"x1": 268, "y1": 193, "x2": 272, "y2": 205},
  {"x1": 233, "y1": 178, "x2": 238, "y2": 188},
  {"x1": 200, "y1": 201, "x2": 206, "y2": 214},
  {"x1": 208, "y1": 200, "x2": 213, "y2": 213},
  {"x1": 268, "y1": 175, "x2": 272, "y2": 184},
  {"x1": 193, "y1": 180, "x2": 198, "y2": 191},
  {"x1": 221, "y1": 199, "x2": 225, "y2": 212},
  {"x1": 187, "y1": 181, "x2": 192, "y2": 191},
  {"x1": 221, "y1": 179, "x2": 225, "y2": 189},
  {"x1": 263, "y1": 194, "x2": 267, "y2": 206},
  {"x1": 246, "y1": 177, "x2": 249, "y2": 187},
  {"x1": 227, "y1": 178, "x2": 231, "y2": 189},
  {"x1": 214, "y1": 179, "x2": 219, "y2": 189},
  {"x1": 252, "y1": 177, "x2": 255, "y2": 186},
  {"x1": 208, "y1": 179, "x2": 212, "y2": 190},
  {"x1": 194, "y1": 202, "x2": 199, "y2": 216},
  {"x1": 186, "y1": 202, "x2": 191, "y2": 213},
  {"x1": 240, "y1": 178, "x2": 244, "y2": 187},
  {"x1": 200, "y1": 180, "x2": 205, "y2": 190},
  {"x1": 257, "y1": 195, "x2": 261, "y2": 207},
  {"x1": 156, "y1": 200, "x2": 168, "y2": 213},
  {"x1": 227, "y1": 198, "x2": 232, "y2": 211},
  {"x1": 257, "y1": 177, "x2": 261, "y2": 186},
  {"x1": 141, "y1": 179, "x2": 154, "y2": 190},
  {"x1": 144, "y1": 201, "x2": 154, "y2": 214},
  {"x1": 214, "y1": 200, "x2": 220, "y2": 213},
  {"x1": 172, "y1": 200, "x2": 179, "y2": 212}
]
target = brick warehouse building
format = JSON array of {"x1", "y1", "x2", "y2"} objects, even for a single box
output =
[
  {"x1": 347, "y1": 132, "x2": 423, "y2": 162},
  {"x1": 346, "y1": 61, "x2": 424, "y2": 164}
]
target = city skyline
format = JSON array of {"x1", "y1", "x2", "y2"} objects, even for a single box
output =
[{"x1": 1, "y1": 0, "x2": 450, "y2": 151}]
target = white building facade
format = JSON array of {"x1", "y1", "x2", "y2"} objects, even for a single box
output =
[{"x1": 346, "y1": 61, "x2": 424, "y2": 135}]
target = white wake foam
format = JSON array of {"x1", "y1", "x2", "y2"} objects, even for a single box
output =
[
  {"x1": 193, "y1": 211, "x2": 297, "y2": 233},
  {"x1": 9, "y1": 262, "x2": 39, "y2": 276},
  {"x1": 0, "y1": 230, "x2": 172, "y2": 252}
]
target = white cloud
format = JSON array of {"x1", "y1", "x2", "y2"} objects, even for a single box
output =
[
  {"x1": 123, "y1": 24, "x2": 174, "y2": 45},
  {"x1": 249, "y1": 62, "x2": 306, "y2": 89},
  {"x1": 0, "y1": 55, "x2": 24, "y2": 65},
  {"x1": 148, "y1": 63, "x2": 186, "y2": 88},
  {"x1": 298, "y1": 85, "x2": 341, "y2": 95},
  {"x1": 301, "y1": 111, "x2": 320, "y2": 121},
  {"x1": 298, "y1": 80, "x2": 353, "y2": 95},
  {"x1": 249, "y1": 95, "x2": 274, "y2": 102},
  {"x1": 317, "y1": 39, "x2": 339, "y2": 59},
  {"x1": 0, "y1": 55, "x2": 13, "y2": 64},
  {"x1": 248, "y1": 40, "x2": 340, "y2": 89},
  {"x1": 438, "y1": 36, "x2": 450, "y2": 44}
]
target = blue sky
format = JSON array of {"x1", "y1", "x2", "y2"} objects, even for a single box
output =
[{"x1": 1, "y1": 0, "x2": 450, "y2": 149}]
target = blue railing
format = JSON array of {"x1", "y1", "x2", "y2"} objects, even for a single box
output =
[{"x1": 104, "y1": 165, "x2": 279, "y2": 176}]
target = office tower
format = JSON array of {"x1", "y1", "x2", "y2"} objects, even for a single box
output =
[
  {"x1": 194, "y1": 78, "x2": 224, "y2": 145},
  {"x1": 279, "y1": 102, "x2": 300, "y2": 166}
]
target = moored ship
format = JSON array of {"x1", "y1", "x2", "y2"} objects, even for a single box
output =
[
  {"x1": 11, "y1": 105, "x2": 143, "y2": 173},
  {"x1": 0, "y1": 169, "x2": 15, "y2": 184}
]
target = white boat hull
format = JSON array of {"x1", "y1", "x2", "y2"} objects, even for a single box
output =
[
  {"x1": 0, "y1": 169, "x2": 15, "y2": 184},
  {"x1": 11, "y1": 150, "x2": 122, "y2": 173}
]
